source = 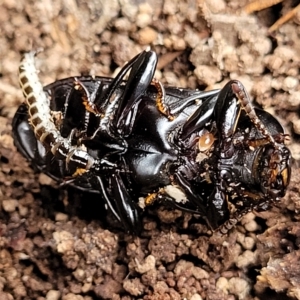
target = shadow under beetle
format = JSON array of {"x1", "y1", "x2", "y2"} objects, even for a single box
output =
[{"x1": 13, "y1": 49, "x2": 291, "y2": 233}]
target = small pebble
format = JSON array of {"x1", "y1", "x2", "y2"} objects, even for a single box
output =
[
  {"x1": 205, "y1": 0, "x2": 226, "y2": 13},
  {"x1": 137, "y1": 27, "x2": 157, "y2": 45},
  {"x1": 18, "y1": 204, "x2": 28, "y2": 217},
  {"x1": 282, "y1": 76, "x2": 299, "y2": 91},
  {"x1": 235, "y1": 250, "x2": 257, "y2": 269},
  {"x1": 136, "y1": 13, "x2": 152, "y2": 28},
  {"x1": 114, "y1": 17, "x2": 132, "y2": 32},
  {"x1": 55, "y1": 212, "x2": 69, "y2": 222},
  {"x1": 192, "y1": 266, "x2": 209, "y2": 280},
  {"x1": 190, "y1": 294, "x2": 203, "y2": 300},
  {"x1": 216, "y1": 277, "x2": 229, "y2": 294},
  {"x1": 81, "y1": 282, "x2": 92, "y2": 293},
  {"x1": 274, "y1": 46, "x2": 297, "y2": 61},
  {"x1": 228, "y1": 277, "x2": 250, "y2": 300},
  {"x1": 293, "y1": 119, "x2": 300, "y2": 135},
  {"x1": 2, "y1": 199, "x2": 18, "y2": 212},
  {"x1": 244, "y1": 219, "x2": 260, "y2": 232},
  {"x1": 62, "y1": 293, "x2": 84, "y2": 300},
  {"x1": 73, "y1": 268, "x2": 85, "y2": 281},
  {"x1": 194, "y1": 65, "x2": 222, "y2": 86},
  {"x1": 236, "y1": 232, "x2": 255, "y2": 250},
  {"x1": 135, "y1": 255, "x2": 156, "y2": 274},
  {"x1": 53, "y1": 231, "x2": 75, "y2": 253},
  {"x1": 46, "y1": 290, "x2": 61, "y2": 300},
  {"x1": 39, "y1": 173, "x2": 54, "y2": 185}
]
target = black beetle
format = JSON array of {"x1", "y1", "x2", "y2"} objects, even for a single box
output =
[{"x1": 13, "y1": 49, "x2": 291, "y2": 233}]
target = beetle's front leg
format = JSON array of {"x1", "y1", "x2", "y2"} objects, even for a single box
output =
[
  {"x1": 115, "y1": 50, "x2": 157, "y2": 125},
  {"x1": 213, "y1": 81, "x2": 245, "y2": 158},
  {"x1": 204, "y1": 80, "x2": 277, "y2": 229},
  {"x1": 202, "y1": 82, "x2": 247, "y2": 228}
]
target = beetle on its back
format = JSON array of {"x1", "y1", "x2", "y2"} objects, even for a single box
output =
[{"x1": 13, "y1": 49, "x2": 291, "y2": 233}]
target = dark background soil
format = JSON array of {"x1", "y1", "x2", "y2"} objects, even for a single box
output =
[{"x1": 1, "y1": 0, "x2": 300, "y2": 299}]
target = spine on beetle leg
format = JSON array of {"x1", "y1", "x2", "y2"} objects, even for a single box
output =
[{"x1": 18, "y1": 52, "x2": 95, "y2": 174}]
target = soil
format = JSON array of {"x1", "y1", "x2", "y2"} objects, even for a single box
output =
[{"x1": 1, "y1": 0, "x2": 300, "y2": 299}]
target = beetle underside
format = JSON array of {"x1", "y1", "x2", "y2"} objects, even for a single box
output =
[{"x1": 13, "y1": 50, "x2": 291, "y2": 233}]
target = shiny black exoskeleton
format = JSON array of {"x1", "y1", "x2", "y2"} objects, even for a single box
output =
[{"x1": 13, "y1": 50, "x2": 291, "y2": 233}]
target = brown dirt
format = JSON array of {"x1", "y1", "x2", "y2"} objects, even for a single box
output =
[{"x1": 1, "y1": 0, "x2": 300, "y2": 299}]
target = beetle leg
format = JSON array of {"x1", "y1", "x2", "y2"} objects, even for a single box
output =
[
  {"x1": 115, "y1": 50, "x2": 157, "y2": 121},
  {"x1": 203, "y1": 82, "x2": 249, "y2": 228},
  {"x1": 115, "y1": 50, "x2": 158, "y2": 133},
  {"x1": 142, "y1": 189, "x2": 198, "y2": 214},
  {"x1": 96, "y1": 50, "x2": 156, "y2": 112},
  {"x1": 83, "y1": 50, "x2": 157, "y2": 137},
  {"x1": 207, "y1": 80, "x2": 284, "y2": 229},
  {"x1": 72, "y1": 78, "x2": 108, "y2": 141},
  {"x1": 205, "y1": 80, "x2": 276, "y2": 157},
  {"x1": 93, "y1": 50, "x2": 157, "y2": 121},
  {"x1": 94, "y1": 174, "x2": 141, "y2": 233},
  {"x1": 172, "y1": 173, "x2": 228, "y2": 230},
  {"x1": 182, "y1": 80, "x2": 278, "y2": 229},
  {"x1": 172, "y1": 90, "x2": 220, "y2": 114},
  {"x1": 180, "y1": 94, "x2": 219, "y2": 140},
  {"x1": 95, "y1": 175, "x2": 124, "y2": 225},
  {"x1": 110, "y1": 173, "x2": 142, "y2": 233}
]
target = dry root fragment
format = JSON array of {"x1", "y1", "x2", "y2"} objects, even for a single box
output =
[
  {"x1": 244, "y1": 0, "x2": 300, "y2": 32},
  {"x1": 244, "y1": 0, "x2": 284, "y2": 14}
]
